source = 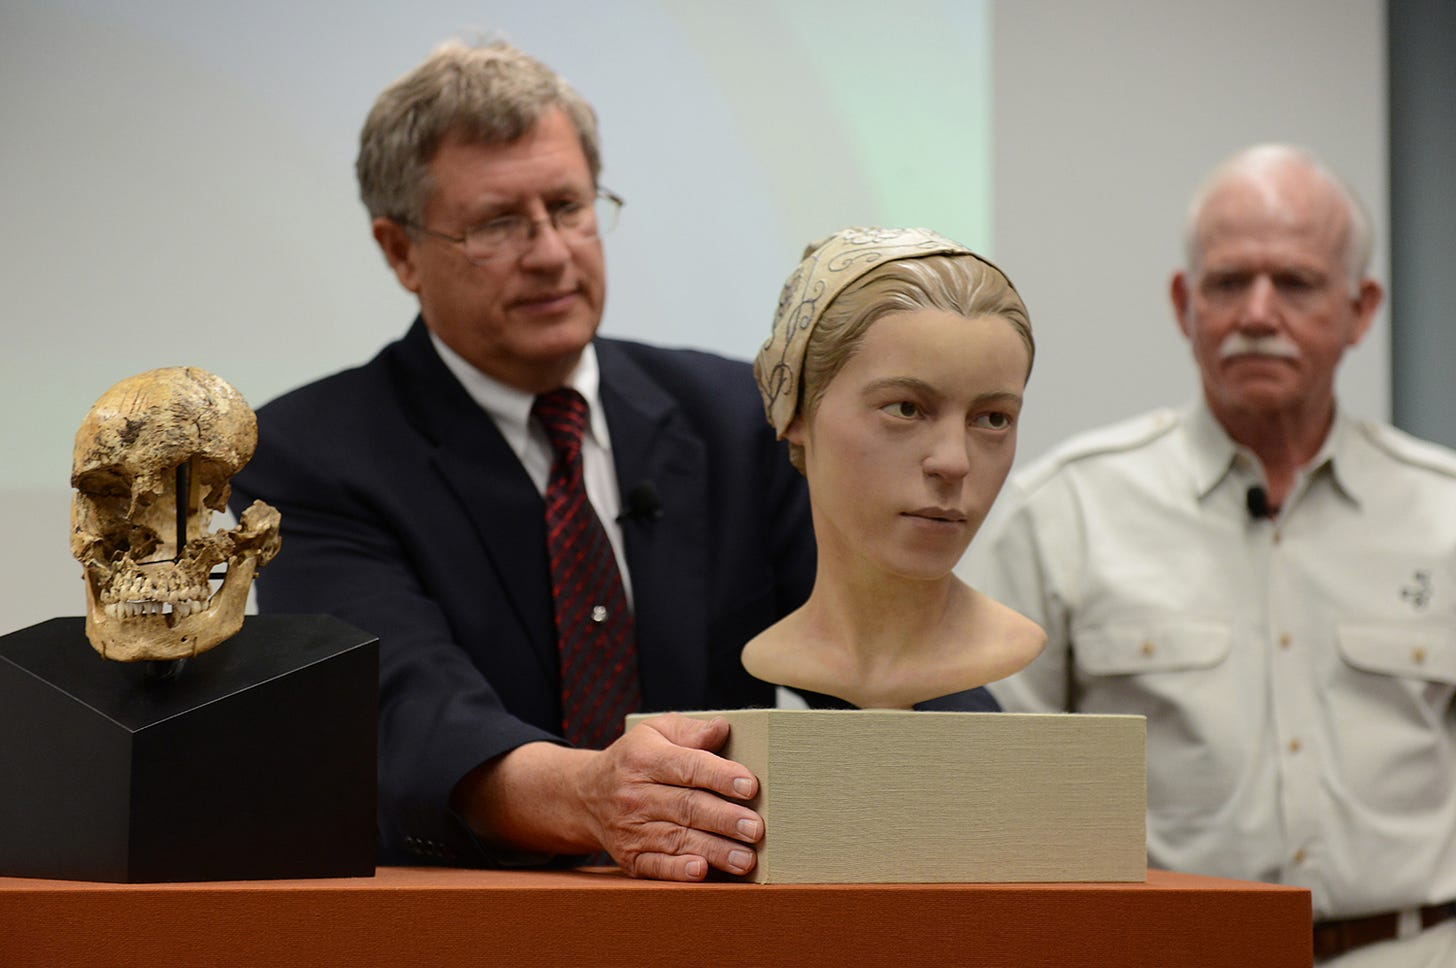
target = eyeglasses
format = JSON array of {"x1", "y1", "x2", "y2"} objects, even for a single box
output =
[{"x1": 402, "y1": 189, "x2": 624, "y2": 265}]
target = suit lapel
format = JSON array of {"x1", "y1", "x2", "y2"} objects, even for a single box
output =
[
  {"x1": 391, "y1": 320, "x2": 557, "y2": 681},
  {"x1": 390, "y1": 326, "x2": 713, "y2": 709},
  {"x1": 597, "y1": 341, "x2": 712, "y2": 711}
]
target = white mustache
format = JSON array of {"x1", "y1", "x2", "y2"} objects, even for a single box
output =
[{"x1": 1218, "y1": 332, "x2": 1301, "y2": 361}]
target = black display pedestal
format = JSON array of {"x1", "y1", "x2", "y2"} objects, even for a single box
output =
[{"x1": 0, "y1": 615, "x2": 377, "y2": 883}]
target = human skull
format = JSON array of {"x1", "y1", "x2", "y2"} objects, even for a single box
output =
[{"x1": 69, "y1": 367, "x2": 281, "y2": 661}]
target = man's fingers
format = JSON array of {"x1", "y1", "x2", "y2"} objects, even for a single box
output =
[
  {"x1": 601, "y1": 781, "x2": 760, "y2": 849},
  {"x1": 653, "y1": 747, "x2": 758, "y2": 802},
  {"x1": 647, "y1": 711, "x2": 730, "y2": 751},
  {"x1": 583, "y1": 717, "x2": 765, "y2": 880},
  {"x1": 632, "y1": 716, "x2": 759, "y2": 802},
  {"x1": 663, "y1": 786, "x2": 762, "y2": 844},
  {"x1": 631, "y1": 852, "x2": 709, "y2": 882},
  {"x1": 626, "y1": 827, "x2": 758, "y2": 880},
  {"x1": 591, "y1": 771, "x2": 764, "y2": 876}
]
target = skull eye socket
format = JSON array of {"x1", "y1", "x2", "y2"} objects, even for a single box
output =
[
  {"x1": 195, "y1": 459, "x2": 237, "y2": 511},
  {"x1": 74, "y1": 467, "x2": 132, "y2": 497}
]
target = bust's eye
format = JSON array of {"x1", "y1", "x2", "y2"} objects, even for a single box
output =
[{"x1": 881, "y1": 401, "x2": 921, "y2": 419}]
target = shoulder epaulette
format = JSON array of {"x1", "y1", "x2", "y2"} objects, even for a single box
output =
[
  {"x1": 1356, "y1": 420, "x2": 1456, "y2": 479},
  {"x1": 1014, "y1": 409, "x2": 1181, "y2": 493}
]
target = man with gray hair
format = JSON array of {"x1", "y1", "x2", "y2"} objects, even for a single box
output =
[
  {"x1": 974, "y1": 145, "x2": 1456, "y2": 965},
  {"x1": 232, "y1": 39, "x2": 814, "y2": 881}
]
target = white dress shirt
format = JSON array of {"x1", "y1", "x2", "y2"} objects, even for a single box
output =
[
  {"x1": 973, "y1": 401, "x2": 1456, "y2": 921},
  {"x1": 429, "y1": 333, "x2": 633, "y2": 604}
]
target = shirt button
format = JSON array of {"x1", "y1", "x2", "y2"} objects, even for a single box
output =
[
  {"x1": 591, "y1": 605, "x2": 608, "y2": 623},
  {"x1": 1273, "y1": 531, "x2": 1282, "y2": 545},
  {"x1": 1279, "y1": 633, "x2": 1292, "y2": 649},
  {"x1": 1413, "y1": 647, "x2": 1427, "y2": 665},
  {"x1": 1141, "y1": 640, "x2": 1156, "y2": 657},
  {"x1": 1288, "y1": 738, "x2": 1302, "y2": 754},
  {"x1": 1292, "y1": 849, "x2": 1306, "y2": 865}
]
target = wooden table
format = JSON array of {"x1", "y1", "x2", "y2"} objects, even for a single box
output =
[{"x1": 0, "y1": 866, "x2": 1310, "y2": 967}]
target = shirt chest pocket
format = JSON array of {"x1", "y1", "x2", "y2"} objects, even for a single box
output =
[
  {"x1": 1330, "y1": 624, "x2": 1456, "y2": 812},
  {"x1": 1336, "y1": 624, "x2": 1456, "y2": 685},
  {"x1": 1075, "y1": 621, "x2": 1232, "y2": 676}
]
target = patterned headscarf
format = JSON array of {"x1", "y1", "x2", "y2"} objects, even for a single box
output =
[{"x1": 753, "y1": 226, "x2": 986, "y2": 437}]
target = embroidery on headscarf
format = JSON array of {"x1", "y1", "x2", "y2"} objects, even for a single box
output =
[{"x1": 754, "y1": 227, "x2": 990, "y2": 437}]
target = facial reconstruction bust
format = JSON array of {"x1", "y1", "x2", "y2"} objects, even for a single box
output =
[
  {"x1": 747, "y1": 228, "x2": 1045, "y2": 709},
  {"x1": 69, "y1": 367, "x2": 281, "y2": 662}
]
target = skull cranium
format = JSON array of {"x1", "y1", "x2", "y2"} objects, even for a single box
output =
[{"x1": 69, "y1": 367, "x2": 281, "y2": 661}]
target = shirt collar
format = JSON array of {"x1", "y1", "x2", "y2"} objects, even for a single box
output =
[
  {"x1": 1181, "y1": 396, "x2": 1360, "y2": 506},
  {"x1": 1182, "y1": 398, "x2": 1245, "y2": 499},
  {"x1": 1314, "y1": 410, "x2": 1361, "y2": 506},
  {"x1": 427, "y1": 332, "x2": 608, "y2": 455}
]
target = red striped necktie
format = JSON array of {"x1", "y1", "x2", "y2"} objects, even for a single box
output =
[{"x1": 532, "y1": 388, "x2": 641, "y2": 748}]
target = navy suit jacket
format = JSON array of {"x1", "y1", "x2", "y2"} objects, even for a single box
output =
[{"x1": 231, "y1": 319, "x2": 816, "y2": 865}]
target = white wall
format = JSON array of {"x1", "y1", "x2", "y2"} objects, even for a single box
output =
[{"x1": 0, "y1": 0, "x2": 1385, "y2": 634}]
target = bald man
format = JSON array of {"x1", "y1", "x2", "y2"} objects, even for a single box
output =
[{"x1": 974, "y1": 145, "x2": 1456, "y2": 966}]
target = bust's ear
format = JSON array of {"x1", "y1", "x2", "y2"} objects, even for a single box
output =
[{"x1": 784, "y1": 414, "x2": 806, "y2": 446}]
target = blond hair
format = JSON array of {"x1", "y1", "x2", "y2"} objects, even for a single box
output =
[{"x1": 789, "y1": 254, "x2": 1033, "y2": 473}]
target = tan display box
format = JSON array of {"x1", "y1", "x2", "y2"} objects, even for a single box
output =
[{"x1": 632, "y1": 709, "x2": 1146, "y2": 884}]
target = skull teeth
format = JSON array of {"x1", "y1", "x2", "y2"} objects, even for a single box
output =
[{"x1": 105, "y1": 594, "x2": 212, "y2": 620}]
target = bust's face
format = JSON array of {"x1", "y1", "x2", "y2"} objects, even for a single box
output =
[{"x1": 789, "y1": 308, "x2": 1029, "y2": 581}]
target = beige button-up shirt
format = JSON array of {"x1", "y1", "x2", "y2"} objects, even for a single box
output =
[{"x1": 973, "y1": 402, "x2": 1456, "y2": 919}]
